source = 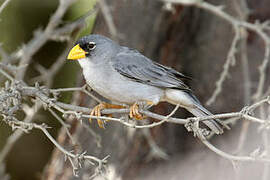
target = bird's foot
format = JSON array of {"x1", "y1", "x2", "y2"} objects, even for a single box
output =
[
  {"x1": 129, "y1": 101, "x2": 153, "y2": 120},
  {"x1": 89, "y1": 102, "x2": 125, "y2": 128}
]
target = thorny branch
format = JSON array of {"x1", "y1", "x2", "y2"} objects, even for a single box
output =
[
  {"x1": 206, "y1": 26, "x2": 240, "y2": 106},
  {"x1": 198, "y1": 0, "x2": 270, "y2": 104},
  {"x1": 15, "y1": 0, "x2": 77, "y2": 80},
  {"x1": 1, "y1": 115, "x2": 109, "y2": 177},
  {"x1": 1, "y1": 67, "x2": 270, "y2": 167}
]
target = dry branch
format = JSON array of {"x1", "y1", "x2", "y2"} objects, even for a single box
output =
[
  {"x1": 1, "y1": 67, "x2": 270, "y2": 169},
  {"x1": 163, "y1": 0, "x2": 270, "y2": 105}
]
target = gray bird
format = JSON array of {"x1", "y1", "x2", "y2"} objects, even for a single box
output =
[{"x1": 67, "y1": 34, "x2": 224, "y2": 134}]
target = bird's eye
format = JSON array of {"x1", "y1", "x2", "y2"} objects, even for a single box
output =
[{"x1": 87, "y1": 42, "x2": 96, "y2": 50}]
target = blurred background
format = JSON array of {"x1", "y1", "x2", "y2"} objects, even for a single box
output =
[{"x1": 0, "y1": 0, "x2": 270, "y2": 179}]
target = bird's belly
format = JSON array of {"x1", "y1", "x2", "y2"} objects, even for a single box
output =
[{"x1": 83, "y1": 67, "x2": 164, "y2": 105}]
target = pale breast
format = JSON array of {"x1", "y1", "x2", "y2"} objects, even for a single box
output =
[{"x1": 79, "y1": 59, "x2": 164, "y2": 105}]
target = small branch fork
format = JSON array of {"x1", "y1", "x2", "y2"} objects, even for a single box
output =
[{"x1": 1, "y1": 115, "x2": 109, "y2": 177}]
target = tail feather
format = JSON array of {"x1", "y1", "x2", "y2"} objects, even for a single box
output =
[
  {"x1": 187, "y1": 93, "x2": 224, "y2": 134},
  {"x1": 187, "y1": 107, "x2": 224, "y2": 134},
  {"x1": 165, "y1": 89, "x2": 224, "y2": 134}
]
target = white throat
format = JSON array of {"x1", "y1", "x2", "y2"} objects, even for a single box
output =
[{"x1": 78, "y1": 58, "x2": 93, "y2": 68}]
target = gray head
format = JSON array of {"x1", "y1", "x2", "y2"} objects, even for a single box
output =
[{"x1": 67, "y1": 34, "x2": 120, "y2": 64}]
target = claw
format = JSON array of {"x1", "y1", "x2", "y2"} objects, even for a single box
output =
[
  {"x1": 89, "y1": 103, "x2": 125, "y2": 128},
  {"x1": 129, "y1": 103, "x2": 145, "y2": 120},
  {"x1": 129, "y1": 105, "x2": 134, "y2": 118},
  {"x1": 89, "y1": 103, "x2": 106, "y2": 128}
]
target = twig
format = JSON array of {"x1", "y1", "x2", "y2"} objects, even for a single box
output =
[
  {"x1": 197, "y1": 1, "x2": 270, "y2": 104},
  {"x1": 51, "y1": 85, "x2": 102, "y2": 103},
  {"x1": 51, "y1": 7, "x2": 98, "y2": 40},
  {"x1": 48, "y1": 108, "x2": 75, "y2": 145},
  {"x1": 234, "y1": 0, "x2": 252, "y2": 155},
  {"x1": 98, "y1": 0, "x2": 118, "y2": 40},
  {"x1": 262, "y1": 105, "x2": 270, "y2": 180},
  {"x1": 234, "y1": 120, "x2": 250, "y2": 154},
  {"x1": 246, "y1": 96, "x2": 270, "y2": 112},
  {"x1": 207, "y1": 26, "x2": 240, "y2": 105},
  {"x1": 16, "y1": 0, "x2": 76, "y2": 80},
  {"x1": 31, "y1": 41, "x2": 75, "y2": 86},
  {"x1": 81, "y1": 122, "x2": 102, "y2": 148},
  {"x1": 262, "y1": 127, "x2": 270, "y2": 180},
  {"x1": 0, "y1": 0, "x2": 12, "y2": 15},
  {"x1": 253, "y1": 39, "x2": 270, "y2": 100},
  {"x1": 166, "y1": 104, "x2": 180, "y2": 118},
  {"x1": 162, "y1": 0, "x2": 270, "y2": 105},
  {"x1": 2, "y1": 118, "x2": 108, "y2": 173},
  {"x1": 0, "y1": 68, "x2": 13, "y2": 81},
  {"x1": 0, "y1": 103, "x2": 41, "y2": 162},
  {"x1": 201, "y1": 137, "x2": 270, "y2": 163},
  {"x1": 143, "y1": 128, "x2": 169, "y2": 160}
]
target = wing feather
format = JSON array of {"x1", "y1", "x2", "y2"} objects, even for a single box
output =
[{"x1": 111, "y1": 48, "x2": 191, "y2": 91}]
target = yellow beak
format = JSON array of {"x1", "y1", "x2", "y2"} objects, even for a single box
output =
[{"x1": 67, "y1": 44, "x2": 86, "y2": 60}]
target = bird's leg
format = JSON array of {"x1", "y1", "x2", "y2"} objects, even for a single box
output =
[
  {"x1": 90, "y1": 102, "x2": 125, "y2": 128},
  {"x1": 129, "y1": 103, "x2": 142, "y2": 120},
  {"x1": 129, "y1": 101, "x2": 154, "y2": 120}
]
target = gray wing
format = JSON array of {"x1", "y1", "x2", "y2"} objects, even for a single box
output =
[{"x1": 111, "y1": 48, "x2": 191, "y2": 91}]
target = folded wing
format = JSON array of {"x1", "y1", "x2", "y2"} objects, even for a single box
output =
[{"x1": 111, "y1": 48, "x2": 191, "y2": 91}]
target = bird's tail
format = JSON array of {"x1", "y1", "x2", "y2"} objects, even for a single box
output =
[
  {"x1": 165, "y1": 89, "x2": 224, "y2": 134},
  {"x1": 186, "y1": 106, "x2": 224, "y2": 134}
]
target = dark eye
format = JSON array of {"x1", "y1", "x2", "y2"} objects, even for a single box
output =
[{"x1": 87, "y1": 42, "x2": 96, "y2": 50}]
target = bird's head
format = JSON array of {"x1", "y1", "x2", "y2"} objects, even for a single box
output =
[{"x1": 67, "y1": 34, "x2": 119, "y2": 63}]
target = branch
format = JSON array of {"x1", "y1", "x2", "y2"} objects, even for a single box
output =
[
  {"x1": 1, "y1": 115, "x2": 108, "y2": 177},
  {"x1": 15, "y1": 0, "x2": 76, "y2": 80},
  {"x1": 207, "y1": 26, "x2": 240, "y2": 105},
  {"x1": 162, "y1": 0, "x2": 270, "y2": 104},
  {"x1": 201, "y1": 137, "x2": 270, "y2": 163},
  {"x1": 98, "y1": 0, "x2": 118, "y2": 40},
  {"x1": 0, "y1": 0, "x2": 12, "y2": 15}
]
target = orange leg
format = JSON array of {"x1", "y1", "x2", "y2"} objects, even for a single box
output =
[
  {"x1": 89, "y1": 102, "x2": 125, "y2": 128},
  {"x1": 129, "y1": 101, "x2": 154, "y2": 120}
]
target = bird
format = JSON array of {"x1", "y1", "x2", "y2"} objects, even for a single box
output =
[{"x1": 67, "y1": 34, "x2": 224, "y2": 134}]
